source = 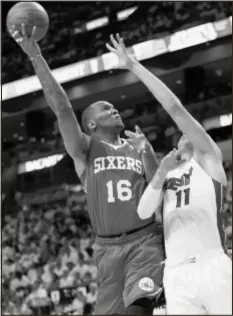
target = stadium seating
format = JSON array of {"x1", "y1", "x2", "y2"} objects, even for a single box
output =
[{"x1": 2, "y1": 2, "x2": 231, "y2": 83}]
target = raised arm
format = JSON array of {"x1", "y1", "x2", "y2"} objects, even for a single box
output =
[
  {"x1": 137, "y1": 168, "x2": 165, "y2": 220},
  {"x1": 129, "y1": 61, "x2": 222, "y2": 161},
  {"x1": 106, "y1": 34, "x2": 226, "y2": 185},
  {"x1": 127, "y1": 56, "x2": 226, "y2": 185},
  {"x1": 10, "y1": 25, "x2": 90, "y2": 178},
  {"x1": 106, "y1": 34, "x2": 222, "y2": 160}
]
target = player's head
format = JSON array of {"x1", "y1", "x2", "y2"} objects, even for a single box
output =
[
  {"x1": 177, "y1": 134, "x2": 194, "y2": 159},
  {"x1": 81, "y1": 101, "x2": 124, "y2": 135}
]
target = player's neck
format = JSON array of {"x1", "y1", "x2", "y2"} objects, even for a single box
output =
[{"x1": 95, "y1": 131, "x2": 121, "y2": 146}]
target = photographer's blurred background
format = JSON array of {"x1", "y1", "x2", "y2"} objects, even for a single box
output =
[{"x1": 2, "y1": 2, "x2": 232, "y2": 315}]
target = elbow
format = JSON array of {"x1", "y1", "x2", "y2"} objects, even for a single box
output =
[{"x1": 137, "y1": 205, "x2": 153, "y2": 220}]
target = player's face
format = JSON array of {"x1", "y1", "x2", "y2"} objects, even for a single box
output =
[
  {"x1": 94, "y1": 102, "x2": 124, "y2": 132},
  {"x1": 178, "y1": 134, "x2": 194, "y2": 154}
]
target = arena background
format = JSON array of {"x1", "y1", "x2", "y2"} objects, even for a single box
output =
[{"x1": 2, "y1": 1, "x2": 232, "y2": 315}]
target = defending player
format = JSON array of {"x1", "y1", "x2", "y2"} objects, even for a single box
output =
[
  {"x1": 136, "y1": 60, "x2": 232, "y2": 313},
  {"x1": 10, "y1": 26, "x2": 166, "y2": 314}
]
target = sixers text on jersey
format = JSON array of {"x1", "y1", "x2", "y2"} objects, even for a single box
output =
[{"x1": 93, "y1": 156, "x2": 143, "y2": 175}]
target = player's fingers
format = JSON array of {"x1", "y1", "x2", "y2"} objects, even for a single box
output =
[
  {"x1": 31, "y1": 25, "x2": 37, "y2": 38},
  {"x1": 21, "y1": 23, "x2": 26, "y2": 37},
  {"x1": 116, "y1": 33, "x2": 123, "y2": 46},
  {"x1": 10, "y1": 29, "x2": 19, "y2": 39},
  {"x1": 135, "y1": 125, "x2": 143, "y2": 134},
  {"x1": 110, "y1": 34, "x2": 121, "y2": 49},
  {"x1": 15, "y1": 37, "x2": 24, "y2": 44},
  {"x1": 124, "y1": 130, "x2": 136, "y2": 139},
  {"x1": 9, "y1": 24, "x2": 16, "y2": 35},
  {"x1": 117, "y1": 33, "x2": 127, "y2": 50},
  {"x1": 125, "y1": 138, "x2": 135, "y2": 151},
  {"x1": 106, "y1": 43, "x2": 117, "y2": 53},
  {"x1": 168, "y1": 149, "x2": 176, "y2": 157},
  {"x1": 11, "y1": 30, "x2": 23, "y2": 43},
  {"x1": 126, "y1": 138, "x2": 134, "y2": 147}
]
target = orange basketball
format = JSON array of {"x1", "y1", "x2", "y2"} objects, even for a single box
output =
[{"x1": 6, "y1": 2, "x2": 49, "y2": 42}]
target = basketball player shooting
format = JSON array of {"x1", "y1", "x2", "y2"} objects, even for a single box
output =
[
  {"x1": 136, "y1": 60, "x2": 232, "y2": 313},
  {"x1": 10, "y1": 25, "x2": 166, "y2": 314}
]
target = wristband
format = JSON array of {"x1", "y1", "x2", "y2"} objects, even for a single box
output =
[{"x1": 30, "y1": 54, "x2": 42, "y2": 62}]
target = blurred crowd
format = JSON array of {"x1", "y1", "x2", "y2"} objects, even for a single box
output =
[
  {"x1": 2, "y1": 1, "x2": 231, "y2": 83},
  {"x1": 2, "y1": 160, "x2": 232, "y2": 315},
  {"x1": 2, "y1": 197, "x2": 97, "y2": 315}
]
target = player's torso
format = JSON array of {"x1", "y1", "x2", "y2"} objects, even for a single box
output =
[
  {"x1": 85, "y1": 137, "x2": 153, "y2": 236},
  {"x1": 163, "y1": 158, "x2": 226, "y2": 261}
]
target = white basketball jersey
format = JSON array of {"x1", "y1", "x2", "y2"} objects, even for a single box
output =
[{"x1": 163, "y1": 158, "x2": 226, "y2": 262}]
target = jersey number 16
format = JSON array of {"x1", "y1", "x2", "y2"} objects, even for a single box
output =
[{"x1": 106, "y1": 180, "x2": 132, "y2": 203}]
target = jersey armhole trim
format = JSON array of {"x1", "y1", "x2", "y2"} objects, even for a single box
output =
[{"x1": 212, "y1": 178, "x2": 228, "y2": 254}]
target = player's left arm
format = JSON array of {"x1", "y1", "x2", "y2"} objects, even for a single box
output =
[{"x1": 125, "y1": 126, "x2": 159, "y2": 183}]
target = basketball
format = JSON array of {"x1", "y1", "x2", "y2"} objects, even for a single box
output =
[{"x1": 6, "y1": 2, "x2": 49, "y2": 42}]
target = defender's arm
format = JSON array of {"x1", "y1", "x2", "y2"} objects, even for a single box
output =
[
  {"x1": 130, "y1": 61, "x2": 222, "y2": 160},
  {"x1": 137, "y1": 166, "x2": 166, "y2": 219}
]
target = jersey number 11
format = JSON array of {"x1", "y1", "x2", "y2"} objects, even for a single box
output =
[{"x1": 176, "y1": 188, "x2": 190, "y2": 208}]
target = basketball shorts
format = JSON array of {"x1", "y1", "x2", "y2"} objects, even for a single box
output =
[
  {"x1": 93, "y1": 223, "x2": 165, "y2": 314},
  {"x1": 164, "y1": 249, "x2": 232, "y2": 315}
]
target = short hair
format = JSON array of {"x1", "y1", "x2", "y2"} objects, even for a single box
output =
[
  {"x1": 81, "y1": 101, "x2": 109, "y2": 135},
  {"x1": 81, "y1": 105, "x2": 95, "y2": 135}
]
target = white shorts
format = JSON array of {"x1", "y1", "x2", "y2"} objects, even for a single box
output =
[{"x1": 164, "y1": 250, "x2": 232, "y2": 315}]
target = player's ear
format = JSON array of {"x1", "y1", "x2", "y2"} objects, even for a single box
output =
[{"x1": 88, "y1": 120, "x2": 96, "y2": 133}]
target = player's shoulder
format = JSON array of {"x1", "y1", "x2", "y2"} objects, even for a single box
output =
[{"x1": 194, "y1": 153, "x2": 227, "y2": 187}]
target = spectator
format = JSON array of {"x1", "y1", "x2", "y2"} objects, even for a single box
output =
[
  {"x1": 85, "y1": 283, "x2": 97, "y2": 314},
  {"x1": 54, "y1": 257, "x2": 67, "y2": 278},
  {"x1": 59, "y1": 267, "x2": 75, "y2": 288},
  {"x1": 60, "y1": 239, "x2": 79, "y2": 266},
  {"x1": 27, "y1": 264, "x2": 38, "y2": 284},
  {"x1": 69, "y1": 290, "x2": 86, "y2": 315},
  {"x1": 10, "y1": 269, "x2": 31, "y2": 293},
  {"x1": 25, "y1": 280, "x2": 51, "y2": 311}
]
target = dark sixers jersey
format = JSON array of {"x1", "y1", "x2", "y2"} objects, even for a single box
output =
[{"x1": 84, "y1": 136, "x2": 154, "y2": 236}]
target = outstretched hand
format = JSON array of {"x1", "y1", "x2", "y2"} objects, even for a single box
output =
[
  {"x1": 125, "y1": 126, "x2": 148, "y2": 154},
  {"x1": 106, "y1": 34, "x2": 136, "y2": 69},
  {"x1": 9, "y1": 24, "x2": 41, "y2": 59},
  {"x1": 160, "y1": 147, "x2": 186, "y2": 173}
]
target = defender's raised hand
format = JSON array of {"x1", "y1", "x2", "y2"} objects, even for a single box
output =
[
  {"x1": 9, "y1": 24, "x2": 41, "y2": 59},
  {"x1": 106, "y1": 34, "x2": 136, "y2": 69},
  {"x1": 160, "y1": 147, "x2": 186, "y2": 173},
  {"x1": 125, "y1": 126, "x2": 148, "y2": 154}
]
